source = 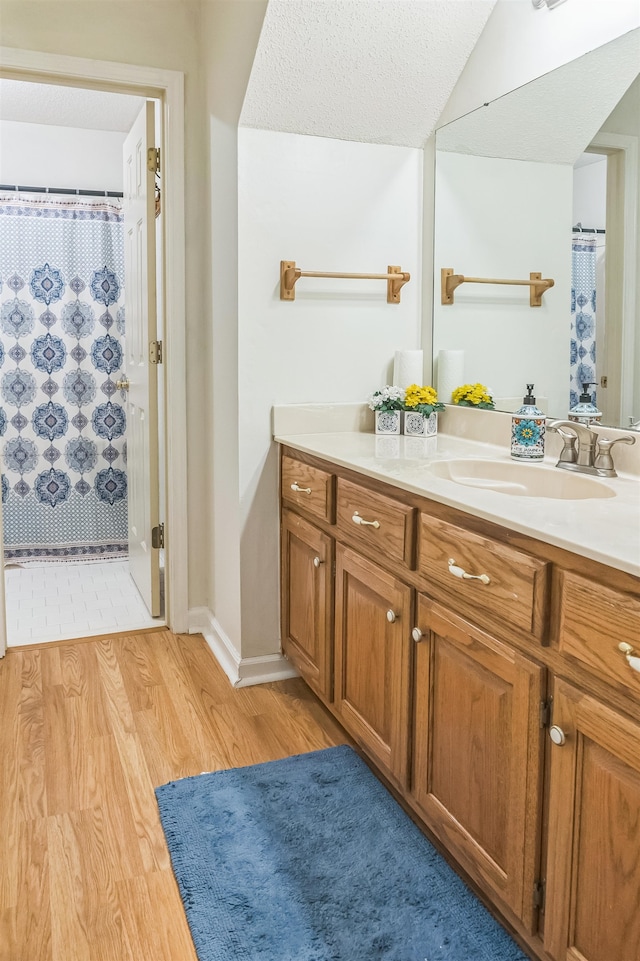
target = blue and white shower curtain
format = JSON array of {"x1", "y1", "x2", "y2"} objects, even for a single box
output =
[
  {"x1": 0, "y1": 192, "x2": 127, "y2": 562},
  {"x1": 570, "y1": 235, "x2": 597, "y2": 408}
]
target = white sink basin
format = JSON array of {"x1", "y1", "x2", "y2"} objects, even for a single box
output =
[{"x1": 427, "y1": 459, "x2": 615, "y2": 499}]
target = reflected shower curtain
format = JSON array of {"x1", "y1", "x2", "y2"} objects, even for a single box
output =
[
  {"x1": 570, "y1": 235, "x2": 597, "y2": 408},
  {"x1": 0, "y1": 192, "x2": 127, "y2": 562}
]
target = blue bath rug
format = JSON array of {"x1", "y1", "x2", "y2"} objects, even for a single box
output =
[{"x1": 155, "y1": 744, "x2": 529, "y2": 961}]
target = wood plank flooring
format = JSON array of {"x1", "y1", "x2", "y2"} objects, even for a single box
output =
[{"x1": 0, "y1": 631, "x2": 349, "y2": 961}]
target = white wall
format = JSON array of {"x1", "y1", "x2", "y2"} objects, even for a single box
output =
[
  {"x1": 0, "y1": 119, "x2": 124, "y2": 190},
  {"x1": 573, "y1": 159, "x2": 607, "y2": 228},
  {"x1": 237, "y1": 128, "x2": 422, "y2": 658},
  {"x1": 433, "y1": 152, "x2": 571, "y2": 416},
  {"x1": 439, "y1": 0, "x2": 640, "y2": 125},
  {"x1": 200, "y1": 0, "x2": 268, "y2": 658}
]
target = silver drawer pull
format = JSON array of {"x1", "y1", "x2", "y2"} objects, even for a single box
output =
[
  {"x1": 313, "y1": 556, "x2": 324, "y2": 568},
  {"x1": 291, "y1": 482, "x2": 312, "y2": 494},
  {"x1": 448, "y1": 558, "x2": 490, "y2": 586},
  {"x1": 386, "y1": 610, "x2": 398, "y2": 623},
  {"x1": 618, "y1": 643, "x2": 640, "y2": 676},
  {"x1": 352, "y1": 511, "x2": 380, "y2": 529},
  {"x1": 411, "y1": 627, "x2": 424, "y2": 642}
]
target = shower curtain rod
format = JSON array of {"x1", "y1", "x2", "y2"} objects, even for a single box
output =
[
  {"x1": 572, "y1": 225, "x2": 605, "y2": 234},
  {"x1": 0, "y1": 183, "x2": 123, "y2": 199}
]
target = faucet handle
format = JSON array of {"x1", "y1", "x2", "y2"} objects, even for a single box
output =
[
  {"x1": 594, "y1": 434, "x2": 636, "y2": 474},
  {"x1": 546, "y1": 420, "x2": 578, "y2": 463}
]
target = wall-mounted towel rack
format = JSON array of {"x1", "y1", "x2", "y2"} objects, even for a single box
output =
[
  {"x1": 280, "y1": 261, "x2": 411, "y2": 304},
  {"x1": 441, "y1": 268, "x2": 554, "y2": 307}
]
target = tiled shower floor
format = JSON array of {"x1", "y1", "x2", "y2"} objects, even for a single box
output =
[{"x1": 5, "y1": 560, "x2": 162, "y2": 647}]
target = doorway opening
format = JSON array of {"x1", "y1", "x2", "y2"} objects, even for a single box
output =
[{"x1": 0, "y1": 78, "x2": 166, "y2": 646}]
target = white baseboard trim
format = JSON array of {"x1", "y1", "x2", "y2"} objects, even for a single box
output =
[{"x1": 188, "y1": 607, "x2": 298, "y2": 688}]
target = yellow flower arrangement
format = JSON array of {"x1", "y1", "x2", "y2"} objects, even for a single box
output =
[
  {"x1": 451, "y1": 383, "x2": 495, "y2": 409},
  {"x1": 403, "y1": 384, "x2": 444, "y2": 416}
]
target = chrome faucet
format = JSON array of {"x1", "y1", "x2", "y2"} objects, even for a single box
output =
[{"x1": 547, "y1": 420, "x2": 635, "y2": 477}]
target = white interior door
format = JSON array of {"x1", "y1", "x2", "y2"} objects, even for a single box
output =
[{"x1": 122, "y1": 102, "x2": 161, "y2": 617}]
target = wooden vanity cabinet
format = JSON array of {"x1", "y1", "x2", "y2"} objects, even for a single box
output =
[
  {"x1": 279, "y1": 445, "x2": 640, "y2": 961},
  {"x1": 412, "y1": 596, "x2": 545, "y2": 933}
]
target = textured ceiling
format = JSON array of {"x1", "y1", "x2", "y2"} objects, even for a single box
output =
[
  {"x1": 0, "y1": 79, "x2": 145, "y2": 132},
  {"x1": 240, "y1": 0, "x2": 497, "y2": 147},
  {"x1": 436, "y1": 29, "x2": 640, "y2": 164}
]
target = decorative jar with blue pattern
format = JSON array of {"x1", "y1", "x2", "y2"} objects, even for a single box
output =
[{"x1": 511, "y1": 384, "x2": 545, "y2": 461}]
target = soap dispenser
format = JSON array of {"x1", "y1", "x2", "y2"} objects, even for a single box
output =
[
  {"x1": 511, "y1": 384, "x2": 545, "y2": 461},
  {"x1": 569, "y1": 383, "x2": 602, "y2": 426}
]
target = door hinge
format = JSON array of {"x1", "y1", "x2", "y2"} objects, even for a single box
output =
[
  {"x1": 147, "y1": 147, "x2": 160, "y2": 174},
  {"x1": 151, "y1": 523, "x2": 165, "y2": 549},
  {"x1": 533, "y1": 879, "x2": 546, "y2": 912},
  {"x1": 540, "y1": 697, "x2": 553, "y2": 728},
  {"x1": 150, "y1": 340, "x2": 163, "y2": 364}
]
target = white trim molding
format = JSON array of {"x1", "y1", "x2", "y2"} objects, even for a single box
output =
[
  {"x1": 0, "y1": 46, "x2": 189, "y2": 633},
  {"x1": 189, "y1": 607, "x2": 299, "y2": 688}
]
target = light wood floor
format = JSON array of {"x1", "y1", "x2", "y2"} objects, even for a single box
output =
[{"x1": 0, "y1": 630, "x2": 349, "y2": 961}]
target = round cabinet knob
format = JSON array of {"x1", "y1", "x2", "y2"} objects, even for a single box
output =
[
  {"x1": 617, "y1": 642, "x2": 640, "y2": 676},
  {"x1": 549, "y1": 725, "x2": 566, "y2": 747},
  {"x1": 313, "y1": 556, "x2": 323, "y2": 568},
  {"x1": 411, "y1": 627, "x2": 424, "y2": 643},
  {"x1": 386, "y1": 610, "x2": 397, "y2": 623},
  {"x1": 116, "y1": 377, "x2": 130, "y2": 392}
]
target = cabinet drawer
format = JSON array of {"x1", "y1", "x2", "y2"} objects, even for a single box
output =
[
  {"x1": 282, "y1": 454, "x2": 334, "y2": 523},
  {"x1": 336, "y1": 477, "x2": 415, "y2": 570},
  {"x1": 418, "y1": 514, "x2": 549, "y2": 639},
  {"x1": 556, "y1": 570, "x2": 640, "y2": 697}
]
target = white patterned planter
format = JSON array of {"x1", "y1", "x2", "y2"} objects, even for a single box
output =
[
  {"x1": 374, "y1": 410, "x2": 402, "y2": 435},
  {"x1": 403, "y1": 411, "x2": 438, "y2": 437}
]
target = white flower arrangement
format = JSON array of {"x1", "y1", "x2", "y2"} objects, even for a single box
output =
[{"x1": 368, "y1": 385, "x2": 405, "y2": 412}]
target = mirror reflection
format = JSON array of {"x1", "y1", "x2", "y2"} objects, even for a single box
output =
[{"x1": 432, "y1": 29, "x2": 640, "y2": 429}]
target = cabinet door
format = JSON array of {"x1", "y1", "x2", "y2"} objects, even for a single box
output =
[
  {"x1": 544, "y1": 680, "x2": 640, "y2": 961},
  {"x1": 334, "y1": 545, "x2": 412, "y2": 788},
  {"x1": 412, "y1": 596, "x2": 545, "y2": 932},
  {"x1": 281, "y1": 509, "x2": 333, "y2": 701}
]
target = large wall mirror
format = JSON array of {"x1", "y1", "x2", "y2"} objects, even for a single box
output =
[{"x1": 432, "y1": 29, "x2": 639, "y2": 428}]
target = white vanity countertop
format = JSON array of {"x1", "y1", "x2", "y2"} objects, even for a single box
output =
[{"x1": 275, "y1": 429, "x2": 640, "y2": 577}]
